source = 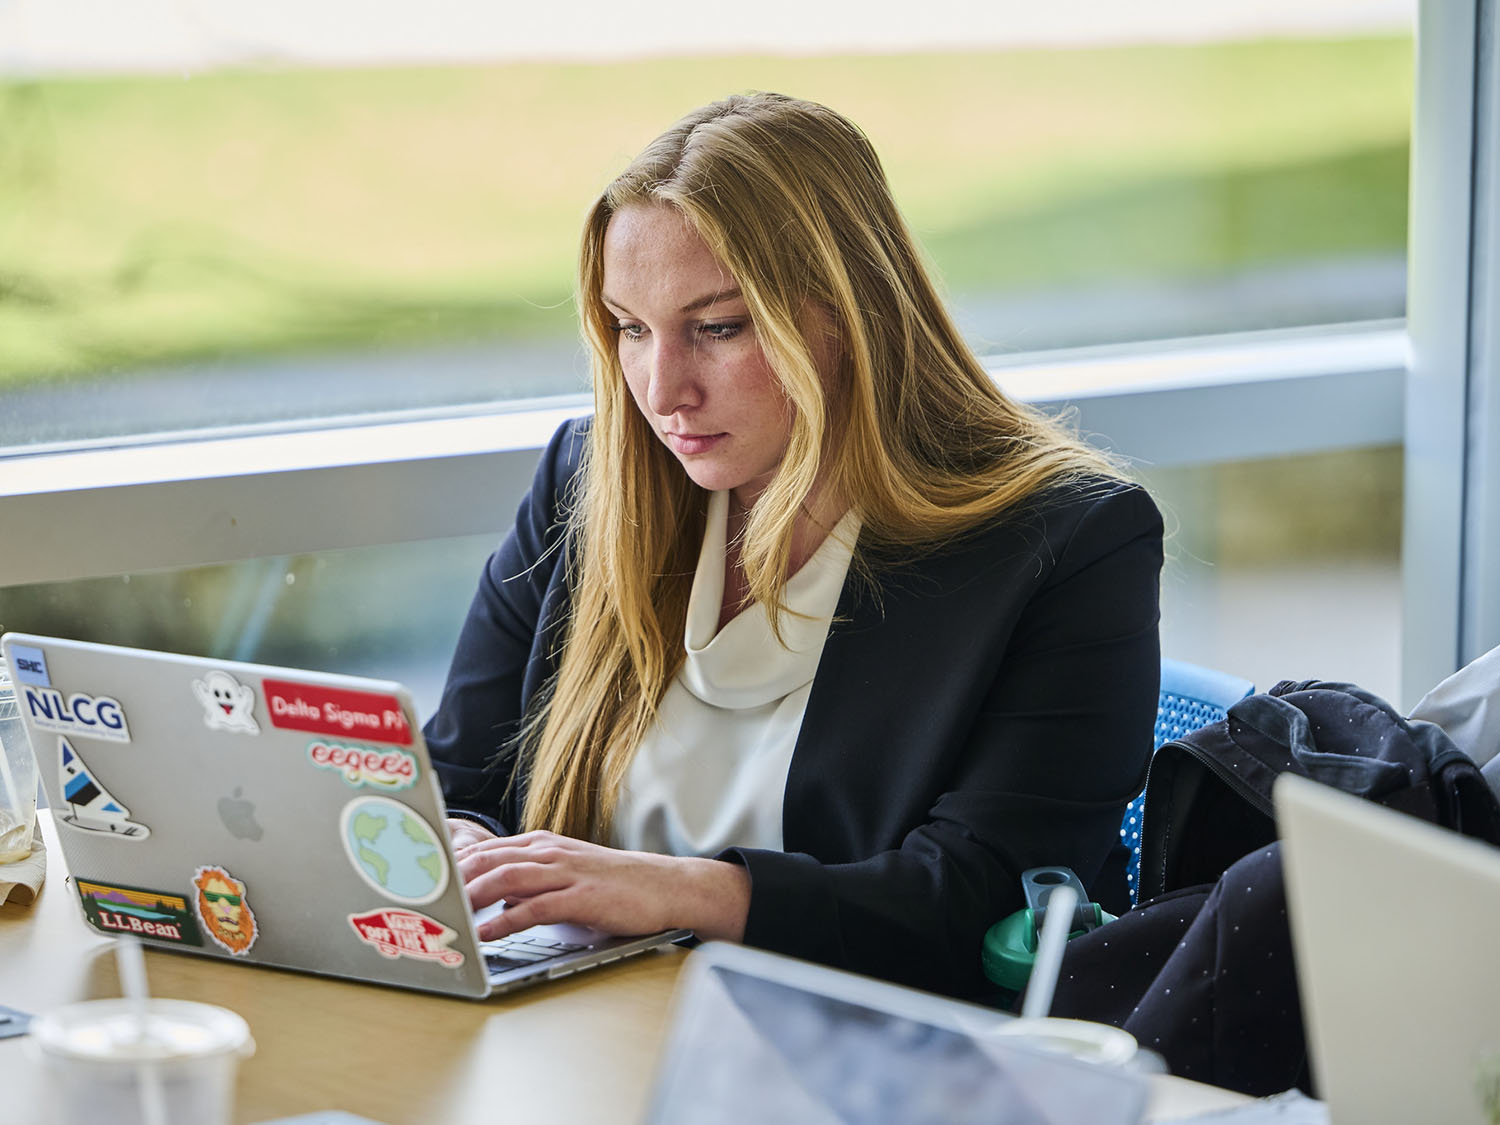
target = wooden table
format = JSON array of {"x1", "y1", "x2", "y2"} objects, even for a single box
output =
[{"x1": 2, "y1": 813, "x2": 1250, "y2": 1123}]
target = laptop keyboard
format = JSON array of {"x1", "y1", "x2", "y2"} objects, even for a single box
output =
[{"x1": 480, "y1": 933, "x2": 588, "y2": 973}]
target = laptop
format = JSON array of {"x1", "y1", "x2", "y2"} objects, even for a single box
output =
[
  {"x1": 644, "y1": 942, "x2": 1149, "y2": 1124},
  {"x1": 1, "y1": 631, "x2": 688, "y2": 999},
  {"x1": 1276, "y1": 773, "x2": 1500, "y2": 1124}
]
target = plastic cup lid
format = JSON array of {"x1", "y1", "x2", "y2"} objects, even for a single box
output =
[
  {"x1": 989, "y1": 1017, "x2": 1139, "y2": 1066},
  {"x1": 32, "y1": 999, "x2": 252, "y2": 1063}
]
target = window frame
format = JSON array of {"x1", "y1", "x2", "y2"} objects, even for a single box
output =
[
  {"x1": 1402, "y1": 0, "x2": 1500, "y2": 702},
  {"x1": 0, "y1": 323, "x2": 1405, "y2": 590}
]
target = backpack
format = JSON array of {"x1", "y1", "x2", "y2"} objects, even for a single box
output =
[{"x1": 1048, "y1": 680, "x2": 1500, "y2": 1096}]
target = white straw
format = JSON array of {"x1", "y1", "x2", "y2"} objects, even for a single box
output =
[
  {"x1": 1021, "y1": 884, "x2": 1077, "y2": 1022},
  {"x1": 115, "y1": 936, "x2": 168, "y2": 1125}
]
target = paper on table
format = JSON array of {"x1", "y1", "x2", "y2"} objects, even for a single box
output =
[
  {"x1": 1161, "y1": 1089, "x2": 1328, "y2": 1124},
  {"x1": 0, "y1": 822, "x2": 45, "y2": 906}
]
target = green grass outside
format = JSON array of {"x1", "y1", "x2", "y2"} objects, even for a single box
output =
[{"x1": 0, "y1": 36, "x2": 1412, "y2": 386}]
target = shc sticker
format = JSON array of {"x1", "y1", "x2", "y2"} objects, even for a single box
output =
[
  {"x1": 77, "y1": 880, "x2": 202, "y2": 946},
  {"x1": 57, "y1": 737, "x2": 150, "y2": 839},
  {"x1": 339, "y1": 796, "x2": 449, "y2": 906},
  {"x1": 308, "y1": 739, "x2": 418, "y2": 791},
  {"x1": 21, "y1": 686, "x2": 130, "y2": 743},
  {"x1": 192, "y1": 865, "x2": 258, "y2": 956},
  {"x1": 8, "y1": 645, "x2": 50, "y2": 687},
  {"x1": 192, "y1": 670, "x2": 260, "y2": 735},
  {"x1": 347, "y1": 908, "x2": 464, "y2": 967},
  {"x1": 262, "y1": 679, "x2": 412, "y2": 746}
]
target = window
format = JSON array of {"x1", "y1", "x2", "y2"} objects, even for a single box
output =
[
  {"x1": 0, "y1": 2, "x2": 1421, "y2": 707},
  {"x1": 1, "y1": 3, "x2": 1410, "y2": 447}
]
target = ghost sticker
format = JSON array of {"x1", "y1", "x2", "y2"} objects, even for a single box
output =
[
  {"x1": 57, "y1": 737, "x2": 150, "y2": 839},
  {"x1": 193, "y1": 671, "x2": 260, "y2": 736},
  {"x1": 192, "y1": 865, "x2": 258, "y2": 956}
]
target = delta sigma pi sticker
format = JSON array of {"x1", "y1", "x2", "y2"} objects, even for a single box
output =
[
  {"x1": 191, "y1": 865, "x2": 259, "y2": 956},
  {"x1": 347, "y1": 908, "x2": 465, "y2": 967}
]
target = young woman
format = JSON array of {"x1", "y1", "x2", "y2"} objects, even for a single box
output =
[{"x1": 424, "y1": 92, "x2": 1163, "y2": 999}]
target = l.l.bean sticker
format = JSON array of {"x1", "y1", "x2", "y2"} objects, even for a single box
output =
[{"x1": 307, "y1": 740, "x2": 417, "y2": 791}]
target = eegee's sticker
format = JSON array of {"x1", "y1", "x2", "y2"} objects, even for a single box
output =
[
  {"x1": 347, "y1": 908, "x2": 464, "y2": 967},
  {"x1": 20, "y1": 686, "x2": 130, "y2": 743},
  {"x1": 307, "y1": 740, "x2": 417, "y2": 790}
]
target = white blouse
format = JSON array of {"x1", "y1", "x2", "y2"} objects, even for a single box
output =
[{"x1": 610, "y1": 490, "x2": 860, "y2": 856}]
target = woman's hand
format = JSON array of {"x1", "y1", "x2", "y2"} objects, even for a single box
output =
[
  {"x1": 446, "y1": 817, "x2": 500, "y2": 853},
  {"x1": 455, "y1": 830, "x2": 750, "y2": 943}
]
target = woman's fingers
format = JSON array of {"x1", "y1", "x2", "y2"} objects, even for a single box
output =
[
  {"x1": 463, "y1": 859, "x2": 572, "y2": 906},
  {"x1": 445, "y1": 818, "x2": 497, "y2": 852}
]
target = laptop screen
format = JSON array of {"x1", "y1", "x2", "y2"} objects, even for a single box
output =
[{"x1": 646, "y1": 945, "x2": 1147, "y2": 1125}]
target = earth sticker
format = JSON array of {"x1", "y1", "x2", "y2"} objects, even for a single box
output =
[{"x1": 338, "y1": 795, "x2": 449, "y2": 906}]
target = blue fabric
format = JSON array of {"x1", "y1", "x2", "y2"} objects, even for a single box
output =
[{"x1": 1121, "y1": 658, "x2": 1253, "y2": 903}]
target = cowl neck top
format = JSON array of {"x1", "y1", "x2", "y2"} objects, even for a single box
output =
[{"x1": 610, "y1": 489, "x2": 860, "y2": 855}]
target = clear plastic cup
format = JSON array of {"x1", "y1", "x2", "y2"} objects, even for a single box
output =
[
  {"x1": 0, "y1": 658, "x2": 38, "y2": 864},
  {"x1": 28, "y1": 998, "x2": 255, "y2": 1125}
]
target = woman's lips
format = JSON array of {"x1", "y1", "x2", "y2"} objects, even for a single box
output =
[{"x1": 664, "y1": 431, "x2": 727, "y2": 455}]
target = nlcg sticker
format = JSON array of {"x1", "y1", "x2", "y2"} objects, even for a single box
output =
[
  {"x1": 21, "y1": 686, "x2": 130, "y2": 743},
  {"x1": 192, "y1": 670, "x2": 260, "y2": 735},
  {"x1": 76, "y1": 880, "x2": 202, "y2": 946},
  {"x1": 307, "y1": 740, "x2": 417, "y2": 791},
  {"x1": 57, "y1": 737, "x2": 150, "y2": 839},
  {"x1": 262, "y1": 679, "x2": 412, "y2": 746},
  {"x1": 192, "y1": 865, "x2": 258, "y2": 956},
  {"x1": 347, "y1": 908, "x2": 464, "y2": 967}
]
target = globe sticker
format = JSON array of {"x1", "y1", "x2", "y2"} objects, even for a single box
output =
[{"x1": 338, "y1": 796, "x2": 449, "y2": 906}]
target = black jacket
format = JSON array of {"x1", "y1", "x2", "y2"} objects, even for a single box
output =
[{"x1": 424, "y1": 418, "x2": 1164, "y2": 996}]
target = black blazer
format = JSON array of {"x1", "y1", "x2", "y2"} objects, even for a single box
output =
[{"x1": 424, "y1": 418, "x2": 1163, "y2": 997}]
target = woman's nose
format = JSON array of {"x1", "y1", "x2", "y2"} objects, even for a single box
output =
[{"x1": 646, "y1": 339, "x2": 703, "y2": 416}]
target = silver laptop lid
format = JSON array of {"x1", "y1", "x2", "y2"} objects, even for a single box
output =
[
  {"x1": 646, "y1": 942, "x2": 1149, "y2": 1124},
  {"x1": 1277, "y1": 774, "x2": 1500, "y2": 1125},
  {"x1": 3, "y1": 632, "x2": 493, "y2": 999}
]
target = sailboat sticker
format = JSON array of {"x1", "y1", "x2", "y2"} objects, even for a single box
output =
[{"x1": 58, "y1": 737, "x2": 150, "y2": 839}]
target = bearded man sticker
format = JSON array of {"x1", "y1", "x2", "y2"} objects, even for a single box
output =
[{"x1": 193, "y1": 865, "x2": 258, "y2": 956}]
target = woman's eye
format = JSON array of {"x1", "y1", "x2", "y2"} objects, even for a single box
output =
[
  {"x1": 698, "y1": 321, "x2": 743, "y2": 341},
  {"x1": 610, "y1": 321, "x2": 646, "y2": 341}
]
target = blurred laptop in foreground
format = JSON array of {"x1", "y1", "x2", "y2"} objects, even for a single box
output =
[{"x1": 1278, "y1": 774, "x2": 1500, "y2": 1125}]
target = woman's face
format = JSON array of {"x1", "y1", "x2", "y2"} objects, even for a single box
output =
[{"x1": 602, "y1": 203, "x2": 814, "y2": 509}]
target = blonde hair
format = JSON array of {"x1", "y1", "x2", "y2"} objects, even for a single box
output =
[{"x1": 520, "y1": 92, "x2": 1120, "y2": 839}]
